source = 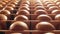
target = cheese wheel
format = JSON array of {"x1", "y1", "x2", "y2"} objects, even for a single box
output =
[
  {"x1": 34, "y1": 10, "x2": 47, "y2": 15},
  {"x1": 55, "y1": 14, "x2": 60, "y2": 20},
  {"x1": 20, "y1": 6, "x2": 30, "y2": 11},
  {"x1": 44, "y1": 32, "x2": 55, "y2": 34},
  {"x1": 5, "y1": 6, "x2": 14, "y2": 11},
  {"x1": 0, "y1": 14, "x2": 7, "y2": 20},
  {"x1": 16, "y1": 10, "x2": 30, "y2": 15},
  {"x1": 36, "y1": 22, "x2": 55, "y2": 31},
  {"x1": 10, "y1": 21, "x2": 28, "y2": 31},
  {"x1": 14, "y1": 15, "x2": 28, "y2": 21},
  {"x1": 37, "y1": 14, "x2": 52, "y2": 21},
  {"x1": 52, "y1": 9, "x2": 60, "y2": 14},
  {"x1": 0, "y1": 10, "x2": 11, "y2": 15}
]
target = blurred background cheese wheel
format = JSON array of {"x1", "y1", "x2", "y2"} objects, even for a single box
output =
[
  {"x1": 16, "y1": 10, "x2": 30, "y2": 15},
  {"x1": 5, "y1": 6, "x2": 14, "y2": 11},
  {"x1": 20, "y1": 6, "x2": 30, "y2": 11},
  {"x1": 34, "y1": 10, "x2": 47, "y2": 15},
  {"x1": 0, "y1": 4, "x2": 3, "y2": 10},
  {"x1": 21, "y1": 4, "x2": 29, "y2": 7},
  {"x1": 12, "y1": 2, "x2": 18, "y2": 4},
  {"x1": 0, "y1": 10, "x2": 11, "y2": 15},
  {"x1": 47, "y1": 4, "x2": 56, "y2": 8},
  {"x1": 0, "y1": 2, "x2": 6, "y2": 6},
  {"x1": 43, "y1": 1, "x2": 50, "y2": 5},
  {"x1": 56, "y1": 2, "x2": 60, "y2": 5},
  {"x1": 14, "y1": 15, "x2": 28, "y2": 21},
  {"x1": 8, "y1": 4, "x2": 16, "y2": 8},
  {"x1": 34, "y1": 6, "x2": 45, "y2": 10},
  {"x1": 3, "y1": 0, "x2": 9, "y2": 3},
  {"x1": 22, "y1": 1, "x2": 30, "y2": 5}
]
